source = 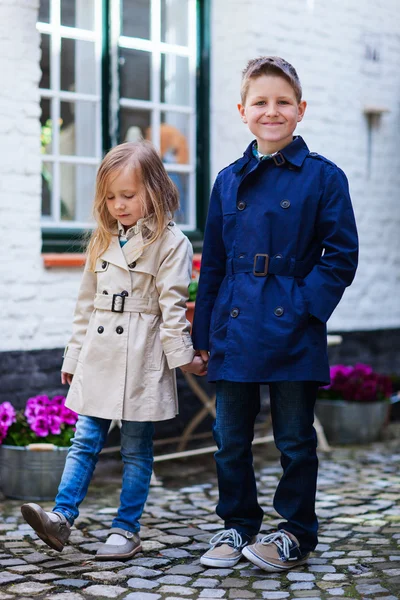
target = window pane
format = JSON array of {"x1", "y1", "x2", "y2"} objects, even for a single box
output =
[
  {"x1": 41, "y1": 162, "x2": 52, "y2": 217},
  {"x1": 161, "y1": 0, "x2": 189, "y2": 46},
  {"x1": 157, "y1": 113, "x2": 190, "y2": 164},
  {"x1": 38, "y1": 0, "x2": 50, "y2": 24},
  {"x1": 40, "y1": 98, "x2": 52, "y2": 155},
  {"x1": 60, "y1": 101, "x2": 97, "y2": 157},
  {"x1": 170, "y1": 173, "x2": 189, "y2": 224},
  {"x1": 119, "y1": 108, "x2": 151, "y2": 144},
  {"x1": 119, "y1": 48, "x2": 151, "y2": 101},
  {"x1": 161, "y1": 54, "x2": 190, "y2": 105},
  {"x1": 121, "y1": 0, "x2": 150, "y2": 40},
  {"x1": 61, "y1": 38, "x2": 97, "y2": 94},
  {"x1": 61, "y1": 0, "x2": 95, "y2": 30},
  {"x1": 40, "y1": 33, "x2": 50, "y2": 89},
  {"x1": 60, "y1": 164, "x2": 97, "y2": 222}
]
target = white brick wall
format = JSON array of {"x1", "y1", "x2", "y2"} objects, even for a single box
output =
[
  {"x1": 0, "y1": 0, "x2": 83, "y2": 352},
  {"x1": 211, "y1": 0, "x2": 400, "y2": 332},
  {"x1": 0, "y1": 0, "x2": 399, "y2": 353}
]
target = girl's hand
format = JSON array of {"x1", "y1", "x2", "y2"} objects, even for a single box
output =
[
  {"x1": 198, "y1": 350, "x2": 209, "y2": 364},
  {"x1": 61, "y1": 372, "x2": 73, "y2": 385},
  {"x1": 180, "y1": 356, "x2": 208, "y2": 376}
]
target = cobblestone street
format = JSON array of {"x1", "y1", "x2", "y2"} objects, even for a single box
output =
[{"x1": 1, "y1": 438, "x2": 400, "y2": 600}]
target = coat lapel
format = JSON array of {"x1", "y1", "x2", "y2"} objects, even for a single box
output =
[
  {"x1": 100, "y1": 235, "x2": 129, "y2": 271},
  {"x1": 122, "y1": 230, "x2": 145, "y2": 266}
]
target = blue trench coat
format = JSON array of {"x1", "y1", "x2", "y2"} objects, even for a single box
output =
[{"x1": 192, "y1": 136, "x2": 358, "y2": 384}]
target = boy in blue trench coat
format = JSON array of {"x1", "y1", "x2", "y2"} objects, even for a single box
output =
[{"x1": 192, "y1": 56, "x2": 358, "y2": 572}]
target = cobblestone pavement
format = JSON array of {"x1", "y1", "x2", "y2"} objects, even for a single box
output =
[{"x1": 1, "y1": 438, "x2": 400, "y2": 600}]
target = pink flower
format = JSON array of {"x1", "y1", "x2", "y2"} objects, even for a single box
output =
[
  {"x1": 60, "y1": 406, "x2": 78, "y2": 426},
  {"x1": 321, "y1": 364, "x2": 393, "y2": 402},
  {"x1": 51, "y1": 395, "x2": 66, "y2": 406},
  {"x1": 0, "y1": 423, "x2": 10, "y2": 444},
  {"x1": 30, "y1": 417, "x2": 49, "y2": 438},
  {"x1": 0, "y1": 402, "x2": 16, "y2": 428},
  {"x1": 48, "y1": 415, "x2": 62, "y2": 435}
]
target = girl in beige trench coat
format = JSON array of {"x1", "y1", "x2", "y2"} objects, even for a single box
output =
[{"x1": 21, "y1": 141, "x2": 206, "y2": 561}]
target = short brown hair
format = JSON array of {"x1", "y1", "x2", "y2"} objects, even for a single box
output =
[{"x1": 241, "y1": 56, "x2": 302, "y2": 104}]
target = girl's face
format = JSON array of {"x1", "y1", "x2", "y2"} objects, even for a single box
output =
[{"x1": 105, "y1": 166, "x2": 146, "y2": 229}]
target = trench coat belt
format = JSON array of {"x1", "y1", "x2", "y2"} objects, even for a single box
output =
[
  {"x1": 226, "y1": 254, "x2": 317, "y2": 278},
  {"x1": 94, "y1": 293, "x2": 161, "y2": 315}
]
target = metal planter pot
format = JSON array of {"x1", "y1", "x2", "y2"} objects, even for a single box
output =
[
  {"x1": 315, "y1": 399, "x2": 390, "y2": 445},
  {"x1": 0, "y1": 444, "x2": 68, "y2": 500}
]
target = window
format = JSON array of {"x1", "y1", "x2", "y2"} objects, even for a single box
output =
[{"x1": 37, "y1": 0, "x2": 209, "y2": 251}]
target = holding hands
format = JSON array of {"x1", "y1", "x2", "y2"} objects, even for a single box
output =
[{"x1": 180, "y1": 350, "x2": 209, "y2": 376}]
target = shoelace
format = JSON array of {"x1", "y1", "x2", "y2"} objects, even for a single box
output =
[
  {"x1": 209, "y1": 528, "x2": 243, "y2": 549},
  {"x1": 259, "y1": 531, "x2": 293, "y2": 560}
]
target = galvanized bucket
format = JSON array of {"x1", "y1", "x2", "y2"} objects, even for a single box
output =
[
  {"x1": 0, "y1": 444, "x2": 68, "y2": 500},
  {"x1": 315, "y1": 400, "x2": 390, "y2": 444}
]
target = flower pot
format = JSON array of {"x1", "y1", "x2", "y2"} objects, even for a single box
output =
[
  {"x1": 0, "y1": 444, "x2": 68, "y2": 500},
  {"x1": 315, "y1": 399, "x2": 390, "y2": 444}
]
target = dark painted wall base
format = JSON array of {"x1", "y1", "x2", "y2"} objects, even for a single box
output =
[{"x1": 1, "y1": 328, "x2": 399, "y2": 438}]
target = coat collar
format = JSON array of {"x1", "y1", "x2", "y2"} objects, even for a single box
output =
[
  {"x1": 100, "y1": 234, "x2": 130, "y2": 271},
  {"x1": 232, "y1": 136, "x2": 310, "y2": 173}
]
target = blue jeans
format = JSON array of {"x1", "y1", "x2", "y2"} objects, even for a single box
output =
[
  {"x1": 213, "y1": 380, "x2": 319, "y2": 553},
  {"x1": 54, "y1": 415, "x2": 154, "y2": 534}
]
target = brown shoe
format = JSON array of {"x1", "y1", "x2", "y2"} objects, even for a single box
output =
[
  {"x1": 200, "y1": 529, "x2": 257, "y2": 568},
  {"x1": 242, "y1": 530, "x2": 309, "y2": 572},
  {"x1": 21, "y1": 503, "x2": 71, "y2": 552},
  {"x1": 95, "y1": 528, "x2": 142, "y2": 561}
]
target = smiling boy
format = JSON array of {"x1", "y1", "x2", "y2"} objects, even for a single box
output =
[{"x1": 192, "y1": 57, "x2": 358, "y2": 572}]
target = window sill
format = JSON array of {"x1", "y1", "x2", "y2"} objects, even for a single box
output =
[{"x1": 43, "y1": 253, "x2": 86, "y2": 268}]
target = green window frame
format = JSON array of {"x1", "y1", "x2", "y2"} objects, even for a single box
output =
[{"x1": 39, "y1": 0, "x2": 210, "y2": 253}]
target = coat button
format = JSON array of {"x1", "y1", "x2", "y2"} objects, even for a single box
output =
[
  {"x1": 102, "y1": 261, "x2": 107, "y2": 269},
  {"x1": 97, "y1": 326, "x2": 104, "y2": 333},
  {"x1": 116, "y1": 326, "x2": 124, "y2": 334},
  {"x1": 237, "y1": 201, "x2": 247, "y2": 211},
  {"x1": 230, "y1": 308, "x2": 240, "y2": 318},
  {"x1": 128, "y1": 261, "x2": 137, "y2": 269},
  {"x1": 280, "y1": 200, "x2": 290, "y2": 209},
  {"x1": 121, "y1": 290, "x2": 129, "y2": 297},
  {"x1": 274, "y1": 307, "x2": 284, "y2": 317},
  {"x1": 238, "y1": 253, "x2": 245, "y2": 259},
  {"x1": 102, "y1": 290, "x2": 108, "y2": 295}
]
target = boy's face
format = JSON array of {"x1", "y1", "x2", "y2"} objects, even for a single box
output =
[{"x1": 238, "y1": 74, "x2": 306, "y2": 154}]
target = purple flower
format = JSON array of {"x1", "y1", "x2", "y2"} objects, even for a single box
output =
[
  {"x1": 320, "y1": 364, "x2": 393, "y2": 402},
  {"x1": 51, "y1": 395, "x2": 66, "y2": 406},
  {"x1": 30, "y1": 416, "x2": 49, "y2": 438},
  {"x1": 48, "y1": 415, "x2": 62, "y2": 435},
  {"x1": 0, "y1": 402, "x2": 16, "y2": 428},
  {"x1": 60, "y1": 406, "x2": 78, "y2": 426},
  {"x1": 0, "y1": 423, "x2": 10, "y2": 444}
]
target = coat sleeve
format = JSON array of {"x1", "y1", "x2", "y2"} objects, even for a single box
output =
[
  {"x1": 156, "y1": 232, "x2": 195, "y2": 369},
  {"x1": 61, "y1": 264, "x2": 96, "y2": 374},
  {"x1": 192, "y1": 176, "x2": 226, "y2": 350},
  {"x1": 299, "y1": 165, "x2": 358, "y2": 323}
]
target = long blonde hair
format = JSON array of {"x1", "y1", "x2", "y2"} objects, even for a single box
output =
[{"x1": 86, "y1": 140, "x2": 179, "y2": 271}]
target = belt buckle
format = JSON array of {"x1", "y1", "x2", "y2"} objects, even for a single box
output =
[
  {"x1": 111, "y1": 293, "x2": 125, "y2": 313},
  {"x1": 253, "y1": 254, "x2": 269, "y2": 277}
]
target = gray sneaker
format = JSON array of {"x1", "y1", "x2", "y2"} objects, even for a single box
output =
[
  {"x1": 21, "y1": 503, "x2": 71, "y2": 552},
  {"x1": 200, "y1": 528, "x2": 253, "y2": 567},
  {"x1": 95, "y1": 528, "x2": 142, "y2": 561}
]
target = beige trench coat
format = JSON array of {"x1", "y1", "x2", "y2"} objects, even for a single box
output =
[{"x1": 61, "y1": 220, "x2": 195, "y2": 421}]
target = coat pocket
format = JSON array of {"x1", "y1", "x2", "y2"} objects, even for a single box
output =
[{"x1": 144, "y1": 314, "x2": 163, "y2": 371}]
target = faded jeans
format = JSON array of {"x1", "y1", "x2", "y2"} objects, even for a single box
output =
[{"x1": 54, "y1": 415, "x2": 154, "y2": 533}]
